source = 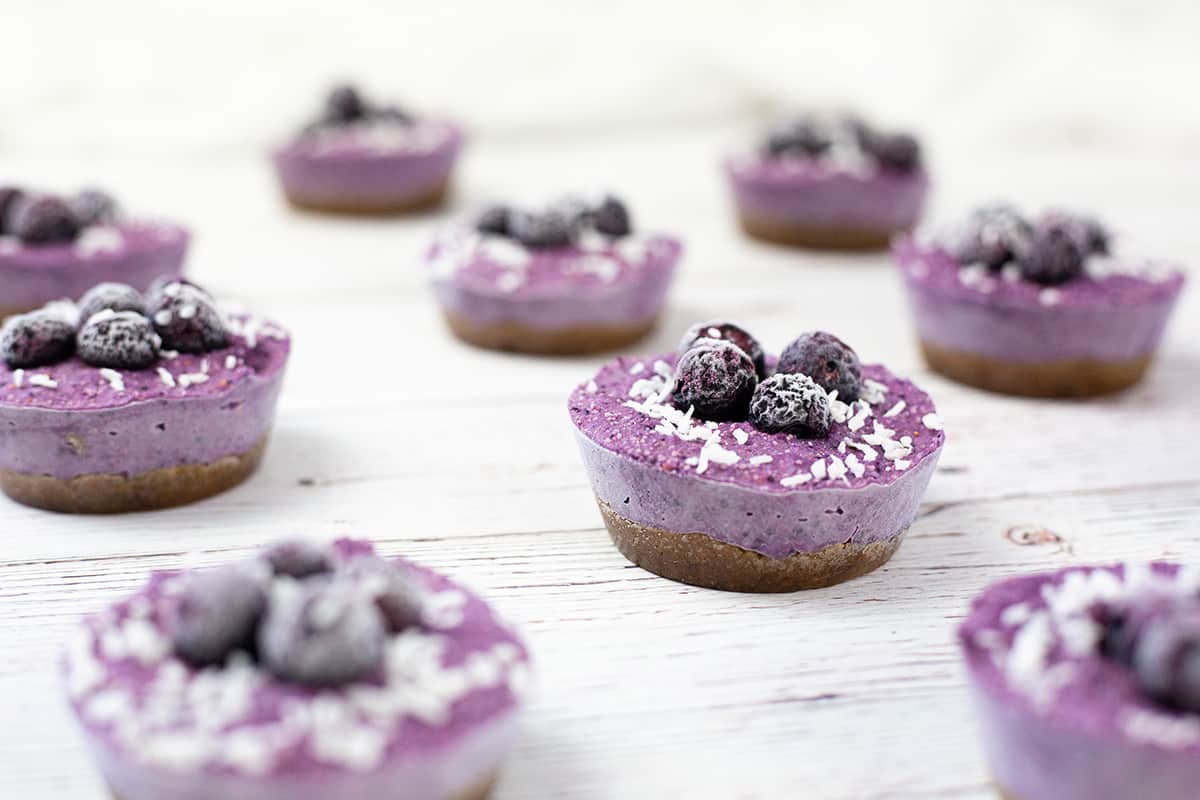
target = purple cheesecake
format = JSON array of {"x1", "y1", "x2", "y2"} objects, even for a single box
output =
[
  {"x1": 895, "y1": 206, "x2": 1186, "y2": 397},
  {"x1": 0, "y1": 186, "x2": 188, "y2": 319},
  {"x1": 0, "y1": 280, "x2": 289, "y2": 513},
  {"x1": 568, "y1": 322, "x2": 944, "y2": 591},
  {"x1": 64, "y1": 538, "x2": 531, "y2": 800},
  {"x1": 960, "y1": 563, "x2": 1200, "y2": 800},
  {"x1": 429, "y1": 196, "x2": 681, "y2": 355},
  {"x1": 724, "y1": 113, "x2": 928, "y2": 249},
  {"x1": 272, "y1": 84, "x2": 464, "y2": 215}
]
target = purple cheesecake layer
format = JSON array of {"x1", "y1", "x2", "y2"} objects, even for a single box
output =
[
  {"x1": 960, "y1": 564, "x2": 1200, "y2": 800},
  {"x1": 569, "y1": 354, "x2": 944, "y2": 558},
  {"x1": 64, "y1": 539, "x2": 530, "y2": 800},
  {"x1": 724, "y1": 154, "x2": 927, "y2": 231},
  {"x1": 0, "y1": 221, "x2": 189, "y2": 311},
  {"x1": 895, "y1": 237, "x2": 1186, "y2": 362},
  {"x1": 272, "y1": 119, "x2": 463, "y2": 205},
  {"x1": 429, "y1": 231, "x2": 681, "y2": 329},
  {"x1": 0, "y1": 316, "x2": 289, "y2": 479}
]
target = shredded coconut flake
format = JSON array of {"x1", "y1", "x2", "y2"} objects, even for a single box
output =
[
  {"x1": 732, "y1": 428, "x2": 749, "y2": 445},
  {"x1": 922, "y1": 412, "x2": 944, "y2": 431},
  {"x1": 99, "y1": 368, "x2": 125, "y2": 392},
  {"x1": 29, "y1": 373, "x2": 57, "y2": 389},
  {"x1": 884, "y1": 400, "x2": 906, "y2": 418},
  {"x1": 748, "y1": 454, "x2": 773, "y2": 466}
]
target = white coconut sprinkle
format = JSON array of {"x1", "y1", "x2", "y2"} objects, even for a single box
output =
[
  {"x1": 884, "y1": 400, "x2": 906, "y2": 417},
  {"x1": 922, "y1": 412, "x2": 944, "y2": 431},
  {"x1": 780, "y1": 473, "x2": 812, "y2": 487},
  {"x1": 153, "y1": 310, "x2": 172, "y2": 326},
  {"x1": 585, "y1": 379, "x2": 598, "y2": 393},
  {"x1": 157, "y1": 368, "x2": 176, "y2": 388},
  {"x1": 12, "y1": 369, "x2": 24, "y2": 388},
  {"x1": 629, "y1": 362, "x2": 645, "y2": 375},
  {"x1": 200, "y1": 359, "x2": 210, "y2": 374},
  {"x1": 893, "y1": 459, "x2": 912, "y2": 471},
  {"x1": 732, "y1": 428, "x2": 750, "y2": 445},
  {"x1": 845, "y1": 453, "x2": 865, "y2": 478},
  {"x1": 844, "y1": 439, "x2": 878, "y2": 462},
  {"x1": 160, "y1": 349, "x2": 179, "y2": 360},
  {"x1": 1121, "y1": 708, "x2": 1200, "y2": 750},
  {"x1": 827, "y1": 455, "x2": 849, "y2": 483},
  {"x1": 846, "y1": 401, "x2": 872, "y2": 432},
  {"x1": 177, "y1": 373, "x2": 209, "y2": 389},
  {"x1": 29, "y1": 374, "x2": 57, "y2": 389},
  {"x1": 810, "y1": 460, "x2": 827, "y2": 480},
  {"x1": 861, "y1": 379, "x2": 888, "y2": 405},
  {"x1": 748, "y1": 454, "x2": 773, "y2": 465},
  {"x1": 225, "y1": 355, "x2": 238, "y2": 370},
  {"x1": 495, "y1": 272, "x2": 524, "y2": 293},
  {"x1": 99, "y1": 369, "x2": 125, "y2": 392},
  {"x1": 696, "y1": 435, "x2": 740, "y2": 475},
  {"x1": 1039, "y1": 288, "x2": 1063, "y2": 306}
]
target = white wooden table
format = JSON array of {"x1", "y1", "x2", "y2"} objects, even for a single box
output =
[{"x1": 2, "y1": 20, "x2": 1200, "y2": 793}]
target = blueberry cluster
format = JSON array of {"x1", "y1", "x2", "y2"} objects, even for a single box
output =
[
  {"x1": 0, "y1": 186, "x2": 118, "y2": 244},
  {"x1": 669, "y1": 322, "x2": 863, "y2": 440},
  {"x1": 474, "y1": 196, "x2": 633, "y2": 248},
  {"x1": 167, "y1": 541, "x2": 424, "y2": 687},
  {"x1": 1102, "y1": 599, "x2": 1200, "y2": 713},
  {"x1": 0, "y1": 279, "x2": 227, "y2": 370},
  {"x1": 303, "y1": 84, "x2": 413, "y2": 134},
  {"x1": 952, "y1": 205, "x2": 1109, "y2": 285},
  {"x1": 763, "y1": 114, "x2": 922, "y2": 174}
]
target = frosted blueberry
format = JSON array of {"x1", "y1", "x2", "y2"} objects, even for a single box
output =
[
  {"x1": 169, "y1": 566, "x2": 266, "y2": 666},
  {"x1": 777, "y1": 331, "x2": 862, "y2": 402},
  {"x1": 678, "y1": 321, "x2": 766, "y2": 379},
  {"x1": 262, "y1": 540, "x2": 335, "y2": 579},
  {"x1": 749, "y1": 373, "x2": 832, "y2": 438},
  {"x1": 0, "y1": 310, "x2": 75, "y2": 368},
  {"x1": 76, "y1": 311, "x2": 160, "y2": 370},
  {"x1": 341, "y1": 555, "x2": 424, "y2": 632},
  {"x1": 671, "y1": 338, "x2": 758, "y2": 421},
  {"x1": 11, "y1": 195, "x2": 79, "y2": 244},
  {"x1": 77, "y1": 283, "x2": 146, "y2": 324},
  {"x1": 148, "y1": 282, "x2": 227, "y2": 353}
]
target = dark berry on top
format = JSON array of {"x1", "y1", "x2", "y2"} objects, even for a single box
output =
[
  {"x1": 508, "y1": 209, "x2": 574, "y2": 249},
  {"x1": 257, "y1": 579, "x2": 387, "y2": 686},
  {"x1": 862, "y1": 131, "x2": 921, "y2": 173},
  {"x1": 671, "y1": 339, "x2": 759, "y2": 421},
  {"x1": 678, "y1": 321, "x2": 766, "y2": 379},
  {"x1": 0, "y1": 310, "x2": 76, "y2": 368},
  {"x1": 148, "y1": 282, "x2": 228, "y2": 353},
  {"x1": 70, "y1": 189, "x2": 119, "y2": 228},
  {"x1": 749, "y1": 373, "x2": 832, "y2": 439},
  {"x1": 777, "y1": 331, "x2": 862, "y2": 402},
  {"x1": 341, "y1": 555, "x2": 424, "y2": 632},
  {"x1": 77, "y1": 282, "x2": 145, "y2": 324},
  {"x1": 1083, "y1": 217, "x2": 1110, "y2": 255},
  {"x1": 0, "y1": 187, "x2": 23, "y2": 234},
  {"x1": 169, "y1": 566, "x2": 266, "y2": 667},
  {"x1": 11, "y1": 195, "x2": 80, "y2": 244},
  {"x1": 476, "y1": 205, "x2": 511, "y2": 236},
  {"x1": 593, "y1": 196, "x2": 632, "y2": 237},
  {"x1": 953, "y1": 205, "x2": 1033, "y2": 270},
  {"x1": 325, "y1": 84, "x2": 367, "y2": 123},
  {"x1": 372, "y1": 104, "x2": 413, "y2": 124},
  {"x1": 1021, "y1": 218, "x2": 1087, "y2": 285},
  {"x1": 1133, "y1": 611, "x2": 1200, "y2": 713},
  {"x1": 262, "y1": 540, "x2": 335, "y2": 579},
  {"x1": 764, "y1": 118, "x2": 831, "y2": 158},
  {"x1": 76, "y1": 311, "x2": 160, "y2": 370}
]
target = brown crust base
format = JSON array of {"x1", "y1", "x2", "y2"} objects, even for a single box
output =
[
  {"x1": 109, "y1": 768, "x2": 497, "y2": 800},
  {"x1": 920, "y1": 340, "x2": 1155, "y2": 398},
  {"x1": 0, "y1": 436, "x2": 268, "y2": 514},
  {"x1": 598, "y1": 499, "x2": 903, "y2": 592},
  {"x1": 442, "y1": 311, "x2": 658, "y2": 356},
  {"x1": 283, "y1": 181, "x2": 449, "y2": 216},
  {"x1": 737, "y1": 212, "x2": 903, "y2": 250}
]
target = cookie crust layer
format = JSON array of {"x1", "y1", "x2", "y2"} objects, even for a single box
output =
[
  {"x1": 443, "y1": 311, "x2": 658, "y2": 355},
  {"x1": 282, "y1": 181, "x2": 449, "y2": 216},
  {"x1": 598, "y1": 498, "x2": 903, "y2": 592},
  {"x1": 736, "y1": 212, "x2": 903, "y2": 250}
]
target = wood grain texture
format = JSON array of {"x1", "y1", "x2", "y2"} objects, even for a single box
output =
[{"x1": 1, "y1": 65, "x2": 1200, "y2": 800}]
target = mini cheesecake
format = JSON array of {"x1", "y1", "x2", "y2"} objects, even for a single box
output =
[
  {"x1": 0, "y1": 280, "x2": 289, "y2": 513},
  {"x1": 724, "y1": 113, "x2": 928, "y2": 249},
  {"x1": 429, "y1": 197, "x2": 681, "y2": 355},
  {"x1": 0, "y1": 186, "x2": 188, "y2": 319},
  {"x1": 272, "y1": 84, "x2": 464, "y2": 215},
  {"x1": 960, "y1": 563, "x2": 1200, "y2": 800},
  {"x1": 568, "y1": 322, "x2": 944, "y2": 591},
  {"x1": 895, "y1": 206, "x2": 1186, "y2": 397},
  {"x1": 64, "y1": 538, "x2": 531, "y2": 800}
]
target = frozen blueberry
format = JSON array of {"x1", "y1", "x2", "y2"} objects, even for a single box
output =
[
  {"x1": 372, "y1": 104, "x2": 413, "y2": 124},
  {"x1": 324, "y1": 84, "x2": 367, "y2": 123},
  {"x1": 671, "y1": 339, "x2": 758, "y2": 421},
  {"x1": 593, "y1": 196, "x2": 632, "y2": 237},
  {"x1": 11, "y1": 195, "x2": 80, "y2": 244},
  {"x1": 262, "y1": 540, "x2": 335, "y2": 579},
  {"x1": 341, "y1": 555, "x2": 424, "y2": 632},
  {"x1": 777, "y1": 331, "x2": 862, "y2": 402},
  {"x1": 764, "y1": 117, "x2": 831, "y2": 158},
  {"x1": 0, "y1": 310, "x2": 75, "y2": 368},
  {"x1": 258, "y1": 579, "x2": 387, "y2": 686},
  {"x1": 0, "y1": 187, "x2": 23, "y2": 234},
  {"x1": 475, "y1": 205, "x2": 511, "y2": 236},
  {"x1": 169, "y1": 566, "x2": 266, "y2": 667},
  {"x1": 953, "y1": 205, "x2": 1033, "y2": 270},
  {"x1": 77, "y1": 282, "x2": 146, "y2": 324},
  {"x1": 1101, "y1": 596, "x2": 1178, "y2": 666},
  {"x1": 861, "y1": 131, "x2": 921, "y2": 173},
  {"x1": 77, "y1": 311, "x2": 160, "y2": 370},
  {"x1": 508, "y1": 209, "x2": 574, "y2": 249},
  {"x1": 148, "y1": 282, "x2": 228, "y2": 353},
  {"x1": 678, "y1": 321, "x2": 766, "y2": 379},
  {"x1": 1021, "y1": 218, "x2": 1087, "y2": 286},
  {"x1": 1133, "y1": 611, "x2": 1200, "y2": 713},
  {"x1": 749, "y1": 373, "x2": 831, "y2": 439},
  {"x1": 70, "y1": 189, "x2": 119, "y2": 228}
]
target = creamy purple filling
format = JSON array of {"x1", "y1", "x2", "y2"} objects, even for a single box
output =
[
  {"x1": 0, "y1": 316, "x2": 289, "y2": 479},
  {"x1": 271, "y1": 119, "x2": 463, "y2": 204},
  {"x1": 0, "y1": 221, "x2": 188, "y2": 311},
  {"x1": 429, "y1": 230, "x2": 681, "y2": 329},
  {"x1": 724, "y1": 154, "x2": 928, "y2": 231},
  {"x1": 64, "y1": 539, "x2": 530, "y2": 800},
  {"x1": 894, "y1": 236, "x2": 1186, "y2": 362},
  {"x1": 568, "y1": 354, "x2": 944, "y2": 558},
  {"x1": 960, "y1": 564, "x2": 1200, "y2": 800}
]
